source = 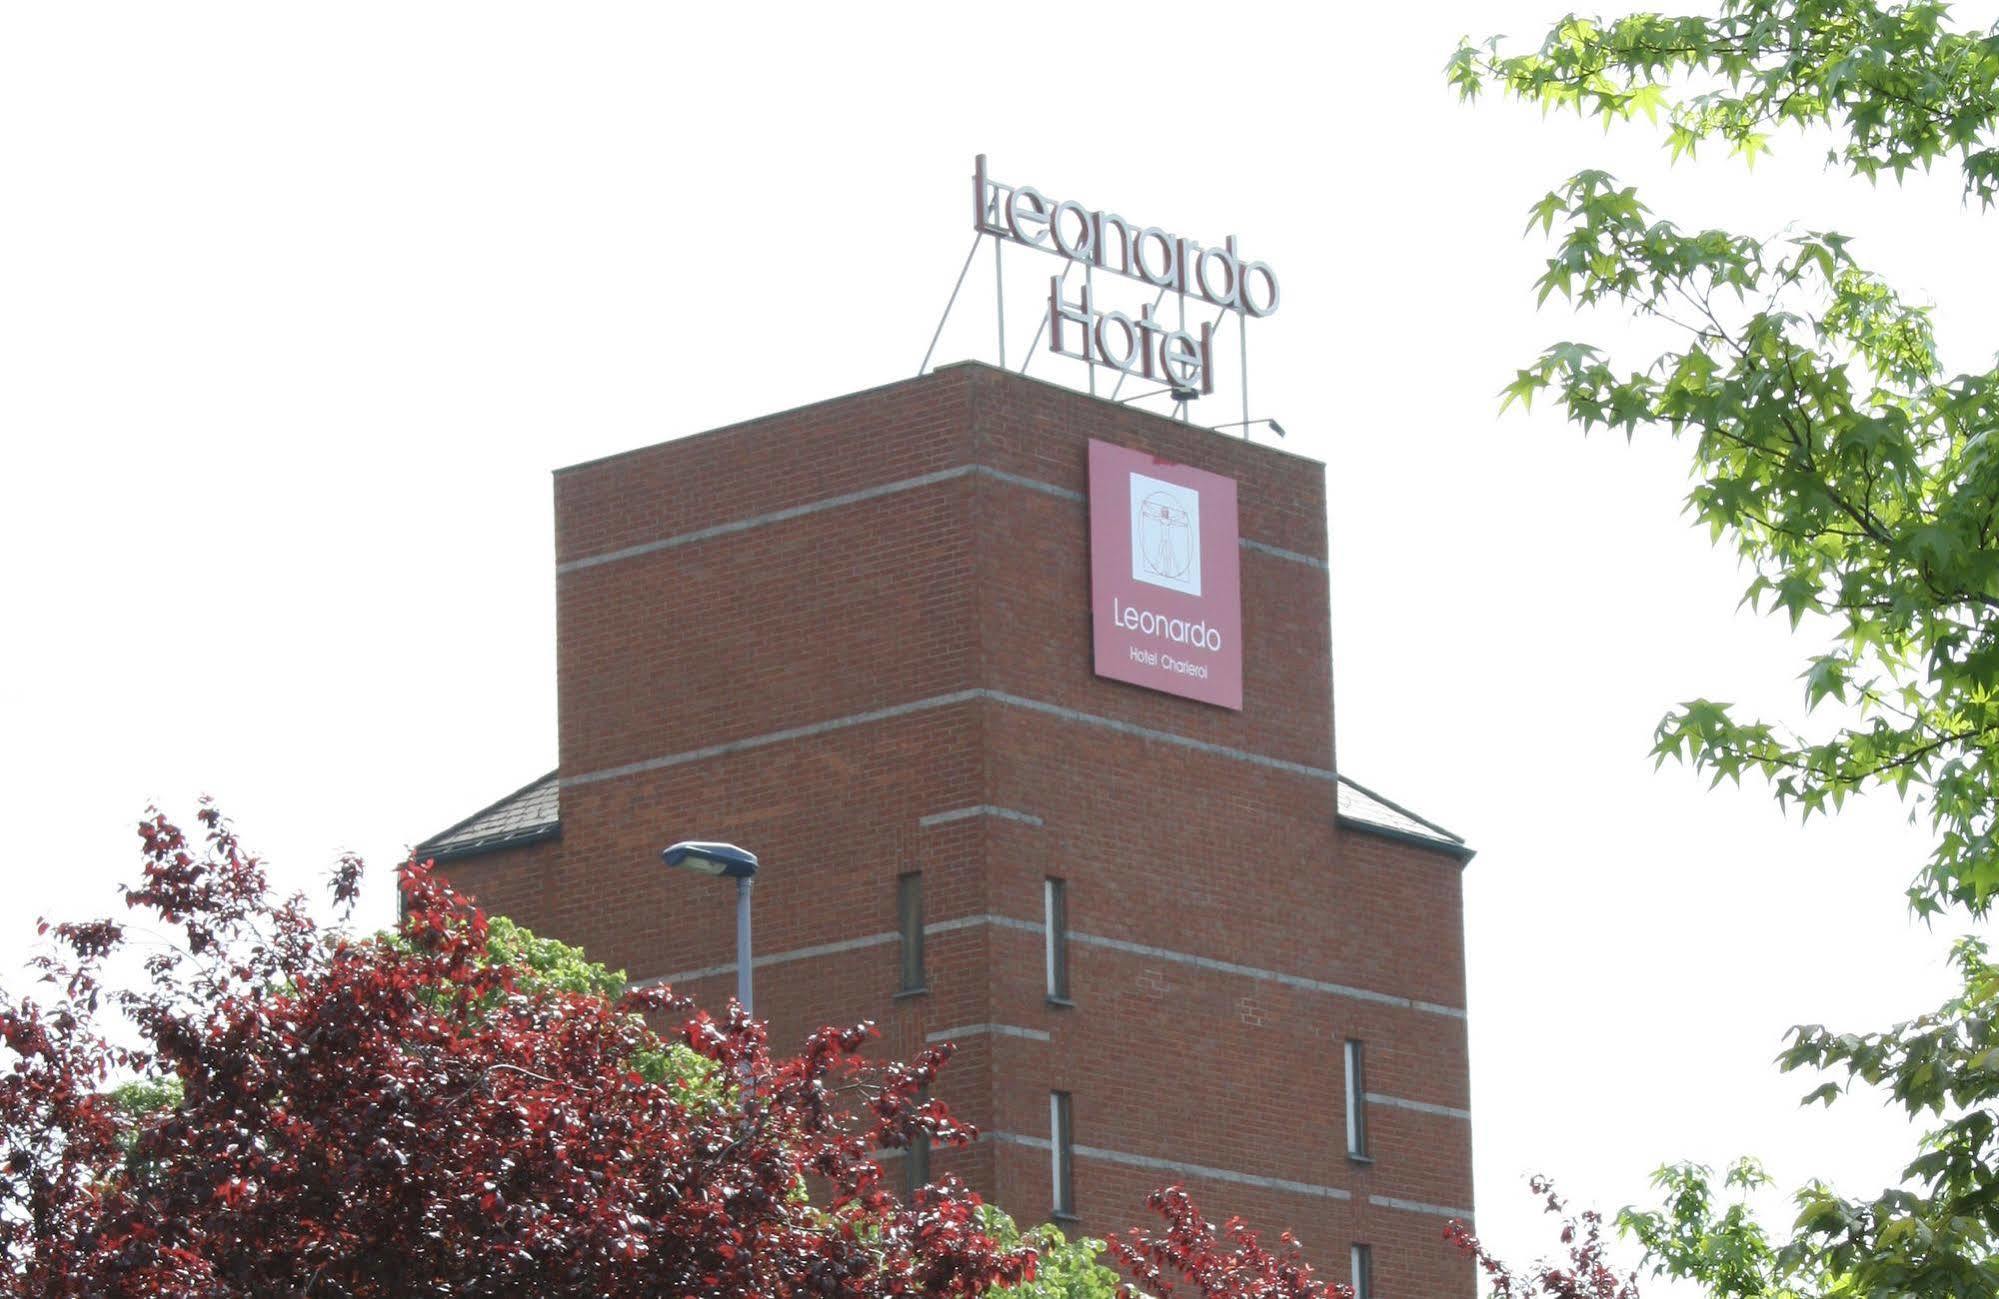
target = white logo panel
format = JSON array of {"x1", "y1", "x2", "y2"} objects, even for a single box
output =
[{"x1": 1129, "y1": 471, "x2": 1201, "y2": 596}]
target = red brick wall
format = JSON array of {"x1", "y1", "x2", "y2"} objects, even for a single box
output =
[
  {"x1": 464, "y1": 362, "x2": 1473, "y2": 1296},
  {"x1": 436, "y1": 837, "x2": 561, "y2": 939}
]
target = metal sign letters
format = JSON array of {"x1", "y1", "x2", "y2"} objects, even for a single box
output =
[{"x1": 923, "y1": 155, "x2": 1282, "y2": 430}]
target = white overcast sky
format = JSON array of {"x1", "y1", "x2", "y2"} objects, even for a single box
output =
[{"x1": 4, "y1": 3, "x2": 1995, "y2": 1290}]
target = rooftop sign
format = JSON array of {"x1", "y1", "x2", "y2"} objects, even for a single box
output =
[
  {"x1": 969, "y1": 156, "x2": 1281, "y2": 405},
  {"x1": 973, "y1": 155, "x2": 1281, "y2": 320},
  {"x1": 921, "y1": 156, "x2": 1283, "y2": 433}
]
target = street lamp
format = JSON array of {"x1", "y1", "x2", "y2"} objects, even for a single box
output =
[{"x1": 660, "y1": 840, "x2": 759, "y2": 1017}]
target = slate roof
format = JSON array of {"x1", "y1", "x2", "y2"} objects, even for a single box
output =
[
  {"x1": 418, "y1": 768, "x2": 1470, "y2": 865},
  {"x1": 1336, "y1": 774, "x2": 1472, "y2": 859},
  {"x1": 416, "y1": 770, "x2": 561, "y2": 860}
]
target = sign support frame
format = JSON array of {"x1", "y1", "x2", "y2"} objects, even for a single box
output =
[{"x1": 920, "y1": 154, "x2": 1280, "y2": 441}]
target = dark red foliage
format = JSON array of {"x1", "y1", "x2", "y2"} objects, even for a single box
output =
[
  {"x1": 1444, "y1": 1178, "x2": 1640, "y2": 1299},
  {"x1": 1110, "y1": 1185, "x2": 1347, "y2": 1299},
  {"x1": 0, "y1": 804, "x2": 1035, "y2": 1299}
]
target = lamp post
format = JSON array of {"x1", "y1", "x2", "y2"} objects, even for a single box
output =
[{"x1": 660, "y1": 840, "x2": 759, "y2": 1017}]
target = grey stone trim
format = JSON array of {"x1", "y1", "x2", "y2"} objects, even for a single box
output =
[
  {"x1": 976, "y1": 465, "x2": 1083, "y2": 503},
  {"x1": 566, "y1": 680, "x2": 1462, "y2": 1016},
  {"x1": 1366, "y1": 1092, "x2": 1472, "y2": 1120},
  {"x1": 988, "y1": 1132, "x2": 1350, "y2": 1201},
  {"x1": 922, "y1": 913, "x2": 1008, "y2": 937},
  {"x1": 914, "y1": 914, "x2": 1465, "y2": 1019},
  {"x1": 975, "y1": 467, "x2": 1322, "y2": 570},
  {"x1": 1069, "y1": 931, "x2": 1467, "y2": 1020},
  {"x1": 918, "y1": 805, "x2": 1045, "y2": 828},
  {"x1": 558, "y1": 465, "x2": 978, "y2": 574},
  {"x1": 982, "y1": 690, "x2": 1335, "y2": 782},
  {"x1": 926, "y1": 912, "x2": 1040, "y2": 936},
  {"x1": 1369, "y1": 1194, "x2": 1474, "y2": 1221},
  {"x1": 558, "y1": 462, "x2": 1323, "y2": 575},
  {"x1": 1240, "y1": 537, "x2": 1328, "y2": 570},
  {"x1": 564, "y1": 689, "x2": 1334, "y2": 791},
  {"x1": 633, "y1": 929, "x2": 898, "y2": 988},
  {"x1": 973, "y1": 468, "x2": 1322, "y2": 570},
  {"x1": 563, "y1": 690, "x2": 984, "y2": 788},
  {"x1": 995, "y1": 1130, "x2": 1051, "y2": 1150},
  {"x1": 630, "y1": 912, "x2": 1465, "y2": 1020},
  {"x1": 638, "y1": 915, "x2": 1020, "y2": 988},
  {"x1": 924, "y1": 1023, "x2": 1051, "y2": 1044}
]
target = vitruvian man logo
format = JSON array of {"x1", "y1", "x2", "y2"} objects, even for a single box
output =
[
  {"x1": 1139, "y1": 493, "x2": 1195, "y2": 579},
  {"x1": 1129, "y1": 471, "x2": 1202, "y2": 596}
]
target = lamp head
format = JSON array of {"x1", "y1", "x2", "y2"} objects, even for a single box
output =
[{"x1": 661, "y1": 840, "x2": 759, "y2": 879}]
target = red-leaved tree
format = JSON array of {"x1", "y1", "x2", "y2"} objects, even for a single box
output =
[
  {"x1": 0, "y1": 804, "x2": 1034, "y2": 1298},
  {"x1": 1112, "y1": 1185, "x2": 1349, "y2": 1299},
  {"x1": 1445, "y1": 1180, "x2": 1639, "y2": 1299}
]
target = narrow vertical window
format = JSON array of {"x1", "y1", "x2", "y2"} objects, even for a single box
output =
[
  {"x1": 1350, "y1": 1244, "x2": 1373, "y2": 1299},
  {"x1": 1344, "y1": 1038, "x2": 1370, "y2": 1159},
  {"x1": 898, "y1": 871, "x2": 925, "y2": 992},
  {"x1": 1044, "y1": 876, "x2": 1070, "y2": 1002},
  {"x1": 903, "y1": 1129, "x2": 931, "y2": 1198},
  {"x1": 1050, "y1": 1090, "x2": 1075, "y2": 1217}
]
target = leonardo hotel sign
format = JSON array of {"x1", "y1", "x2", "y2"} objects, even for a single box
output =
[
  {"x1": 1088, "y1": 439, "x2": 1243, "y2": 710},
  {"x1": 974, "y1": 155, "x2": 1280, "y2": 396}
]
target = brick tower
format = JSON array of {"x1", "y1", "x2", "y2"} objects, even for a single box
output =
[{"x1": 420, "y1": 362, "x2": 1475, "y2": 1296}]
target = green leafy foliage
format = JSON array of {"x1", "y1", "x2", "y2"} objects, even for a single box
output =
[
  {"x1": 1774, "y1": 940, "x2": 1999, "y2": 1295},
  {"x1": 1611, "y1": 943, "x2": 1999, "y2": 1296},
  {"x1": 481, "y1": 915, "x2": 714, "y2": 1095},
  {"x1": 978, "y1": 1207, "x2": 1123, "y2": 1299},
  {"x1": 1617, "y1": 1161, "x2": 1781, "y2": 1299},
  {"x1": 1450, "y1": 2, "x2": 1999, "y2": 203},
  {"x1": 1450, "y1": 4, "x2": 1999, "y2": 1298},
  {"x1": 483, "y1": 914, "x2": 629, "y2": 1000},
  {"x1": 106, "y1": 1078, "x2": 182, "y2": 1158},
  {"x1": 388, "y1": 912, "x2": 718, "y2": 1098},
  {"x1": 1464, "y1": 8, "x2": 1999, "y2": 920}
]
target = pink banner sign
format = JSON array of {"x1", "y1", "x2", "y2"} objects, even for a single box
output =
[{"x1": 1088, "y1": 439, "x2": 1243, "y2": 710}]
